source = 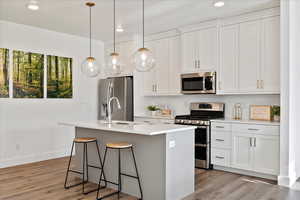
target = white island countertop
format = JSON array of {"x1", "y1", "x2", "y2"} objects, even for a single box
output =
[{"x1": 60, "y1": 120, "x2": 196, "y2": 136}]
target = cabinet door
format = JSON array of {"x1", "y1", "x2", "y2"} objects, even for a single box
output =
[
  {"x1": 197, "y1": 27, "x2": 217, "y2": 71},
  {"x1": 261, "y1": 16, "x2": 280, "y2": 93},
  {"x1": 169, "y1": 36, "x2": 181, "y2": 95},
  {"x1": 218, "y1": 25, "x2": 239, "y2": 93},
  {"x1": 155, "y1": 38, "x2": 170, "y2": 95},
  {"x1": 239, "y1": 20, "x2": 261, "y2": 92},
  {"x1": 232, "y1": 133, "x2": 253, "y2": 171},
  {"x1": 119, "y1": 41, "x2": 136, "y2": 74},
  {"x1": 182, "y1": 32, "x2": 197, "y2": 73},
  {"x1": 253, "y1": 135, "x2": 279, "y2": 175},
  {"x1": 143, "y1": 40, "x2": 157, "y2": 96}
]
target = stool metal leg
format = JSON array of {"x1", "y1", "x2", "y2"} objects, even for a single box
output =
[
  {"x1": 82, "y1": 143, "x2": 86, "y2": 193},
  {"x1": 97, "y1": 147, "x2": 108, "y2": 199},
  {"x1": 118, "y1": 149, "x2": 121, "y2": 199},
  {"x1": 96, "y1": 140, "x2": 107, "y2": 187},
  {"x1": 64, "y1": 141, "x2": 75, "y2": 189},
  {"x1": 131, "y1": 147, "x2": 143, "y2": 200}
]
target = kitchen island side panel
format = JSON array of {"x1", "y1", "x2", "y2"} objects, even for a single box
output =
[{"x1": 165, "y1": 129, "x2": 195, "y2": 200}]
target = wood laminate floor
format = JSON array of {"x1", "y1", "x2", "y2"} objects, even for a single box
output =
[{"x1": 0, "y1": 157, "x2": 300, "y2": 200}]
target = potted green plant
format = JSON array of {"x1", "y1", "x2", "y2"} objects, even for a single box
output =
[
  {"x1": 271, "y1": 106, "x2": 280, "y2": 122},
  {"x1": 147, "y1": 105, "x2": 160, "y2": 116}
]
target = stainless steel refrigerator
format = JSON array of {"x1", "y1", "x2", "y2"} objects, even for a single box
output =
[{"x1": 98, "y1": 76, "x2": 134, "y2": 121}]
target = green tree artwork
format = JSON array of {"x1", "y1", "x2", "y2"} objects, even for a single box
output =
[
  {"x1": 47, "y1": 55, "x2": 72, "y2": 98},
  {"x1": 0, "y1": 48, "x2": 9, "y2": 98},
  {"x1": 13, "y1": 50, "x2": 44, "y2": 98}
]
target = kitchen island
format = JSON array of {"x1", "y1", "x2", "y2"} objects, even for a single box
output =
[{"x1": 61, "y1": 120, "x2": 196, "y2": 200}]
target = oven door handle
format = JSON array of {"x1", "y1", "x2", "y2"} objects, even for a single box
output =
[
  {"x1": 195, "y1": 144, "x2": 207, "y2": 147},
  {"x1": 196, "y1": 126, "x2": 208, "y2": 129}
]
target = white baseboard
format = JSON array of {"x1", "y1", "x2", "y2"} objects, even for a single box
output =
[
  {"x1": 214, "y1": 165, "x2": 278, "y2": 181},
  {"x1": 278, "y1": 175, "x2": 298, "y2": 188},
  {"x1": 0, "y1": 148, "x2": 69, "y2": 169}
]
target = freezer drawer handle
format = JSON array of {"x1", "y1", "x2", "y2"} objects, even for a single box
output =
[
  {"x1": 215, "y1": 156, "x2": 225, "y2": 159},
  {"x1": 215, "y1": 139, "x2": 225, "y2": 142},
  {"x1": 216, "y1": 126, "x2": 225, "y2": 128}
]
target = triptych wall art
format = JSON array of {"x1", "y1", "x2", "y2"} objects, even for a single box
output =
[{"x1": 0, "y1": 48, "x2": 73, "y2": 99}]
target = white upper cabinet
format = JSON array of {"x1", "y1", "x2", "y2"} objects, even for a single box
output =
[
  {"x1": 182, "y1": 27, "x2": 217, "y2": 73},
  {"x1": 143, "y1": 40, "x2": 157, "y2": 96},
  {"x1": 218, "y1": 14, "x2": 280, "y2": 94},
  {"x1": 260, "y1": 16, "x2": 280, "y2": 93},
  {"x1": 219, "y1": 25, "x2": 239, "y2": 93},
  {"x1": 239, "y1": 20, "x2": 261, "y2": 92},
  {"x1": 168, "y1": 36, "x2": 181, "y2": 95},
  {"x1": 198, "y1": 28, "x2": 217, "y2": 71},
  {"x1": 143, "y1": 36, "x2": 181, "y2": 96},
  {"x1": 155, "y1": 38, "x2": 170, "y2": 95}
]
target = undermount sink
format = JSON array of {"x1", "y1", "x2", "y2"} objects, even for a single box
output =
[{"x1": 98, "y1": 120, "x2": 139, "y2": 125}]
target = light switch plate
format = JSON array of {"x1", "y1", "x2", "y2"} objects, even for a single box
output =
[{"x1": 169, "y1": 140, "x2": 176, "y2": 148}]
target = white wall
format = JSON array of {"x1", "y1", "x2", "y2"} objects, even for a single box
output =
[{"x1": 0, "y1": 21, "x2": 104, "y2": 168}]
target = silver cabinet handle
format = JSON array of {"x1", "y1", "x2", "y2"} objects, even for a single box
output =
[
  {"x1": 248, "y1": 128, "x2": 259, "y2": 131},
  {"x1": 216, "y1": 126, "x2": 225, "y2": 128},
  {"x1": 250, "y1": 138, "x2": 252, "y2": 147},
  {"x1": 152, "y1": 85, "x2": 154, "y2": 92},
  {"x1": 195, "y1": 60, "x2": 197, "y2": 69},
  {"x1": 216, "y1": 139, "x2": 225, "y2": 142},
  {"x1": 197, "y1": 60, "x2": 200, "y2": 68},
  {"x1": 254, "y1": 137, "x2": 257, "y2": 147},
  {"x1": 155, "y1": 84, "x2": 157, "y2": 92},
  {"x1": 216, "y1": 156, "x2": 225, "y2": 159}
]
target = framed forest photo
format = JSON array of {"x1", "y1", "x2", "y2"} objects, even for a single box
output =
[
  {"x1": 13, "y1": 50, "x2": 44, "y2": 98},
  {"x1": 0, "y1": 48, "x2": 9, "y2": 98},
  {"x1": 47, "y1": 55, "x2": 73, "y2": 98}
]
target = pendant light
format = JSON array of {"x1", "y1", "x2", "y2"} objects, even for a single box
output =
[
  {"x1": 133, "y1": 0, "x2": 155, "y2": 72},
  {"x1": 81, "y1": 2, "x2": 101, "y2": 78},
  {"x1": 105, "y1": 0, "x2": 122, "y2": 76}
]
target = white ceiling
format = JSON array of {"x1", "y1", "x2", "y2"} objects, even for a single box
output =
[{"x1": 0, "y1": 0, "x2": 279, "y2": 42}]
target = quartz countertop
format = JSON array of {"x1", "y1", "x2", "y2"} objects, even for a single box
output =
[
  {"x1": 60, "y1": 120, "x2": 196, "y2": 136},
  {"x1": 211, "y1": 118, "x2": 280, "y2": 126}
]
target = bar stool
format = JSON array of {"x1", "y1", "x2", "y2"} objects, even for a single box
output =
[
  {"x1": 96, "y1": 142, "x2": 143, "y2": 200},
  {"x1": 64, "y1": 137, "x2": 106, "y2": 194}
]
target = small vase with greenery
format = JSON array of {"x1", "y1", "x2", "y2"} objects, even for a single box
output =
[
  {"x1": 147, "y1": 105, "x2": 160, "y2": 116},
  {"x1": 271, "y1": 106, "x2": 280, "y2": 122}
]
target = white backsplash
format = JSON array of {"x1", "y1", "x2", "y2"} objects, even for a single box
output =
[{"x1": 135, "y1": 94, "x2": 280, "y2": 120}]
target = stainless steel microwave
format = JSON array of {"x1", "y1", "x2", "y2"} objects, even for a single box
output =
[{"x1": 181, "y1": 72, "x2": 216, "y2": 94}]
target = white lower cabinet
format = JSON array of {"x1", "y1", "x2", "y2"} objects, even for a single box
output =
[
  {"x1": 252, "y1": 134, "x2": 279, "y2": 175},
  {"x1": 211, "y1": 121, "x2": 279, "y2": 177},
  {"x1": 231, "y1": 133, "x2": 253, "y2": 171}
]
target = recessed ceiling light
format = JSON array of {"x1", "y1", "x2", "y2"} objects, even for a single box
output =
[
  {"x1": 116, "y1": 25, "x2": 124, "y2": 33},
  {"x1": 27, "y1": 0, "x2": 39, "y2": 11},
  {"x1": 214, "y1": 1, "x2": 225, "y2": 8}
]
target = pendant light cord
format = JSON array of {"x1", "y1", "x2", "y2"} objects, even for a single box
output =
[
  {"x1": 89, "y1": 5, "x2": 92, "y2": 57},
  {"x1": 142, "y1": 0, "x2": 145, "y2": 48},
  {"x1": 113, "y1": 0, "x2": 116, "y2": 53}
]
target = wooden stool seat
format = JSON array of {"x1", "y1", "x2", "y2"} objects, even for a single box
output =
[
  {"x1": 74, "y1": 137, "x2": 97, "y2": 143},
  {"x1": 106, "y1": 142, "x2": 133, "y2": 149}
]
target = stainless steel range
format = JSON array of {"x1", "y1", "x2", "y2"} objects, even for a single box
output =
[{"x1": 175, "y1": 102, "x2": 225, "y2": 169}]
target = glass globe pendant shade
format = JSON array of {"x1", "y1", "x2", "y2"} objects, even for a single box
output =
[
  {"x1": 104, "y1": 53, "x2": 122, "y2": 76},
  {"x1": 133, "y1": 48, "x2": 155, "y2": 72},
  {"x1": 81, "y1": 57, "x2": 101, "y2": 78}
]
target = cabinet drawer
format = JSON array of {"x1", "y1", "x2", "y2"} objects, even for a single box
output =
[
  {"x1": 211, "y1": 148, "x2": 231, "y2": 167},
  {"x1": 211, "y1": 122, "x2": 232, "y2": 132},
  {"x1": 232, "y1": 124, "x2": 279, "y2": 136},
  {"x1": 211, "y1": 131, "x2": 232, "y2": 149}
]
